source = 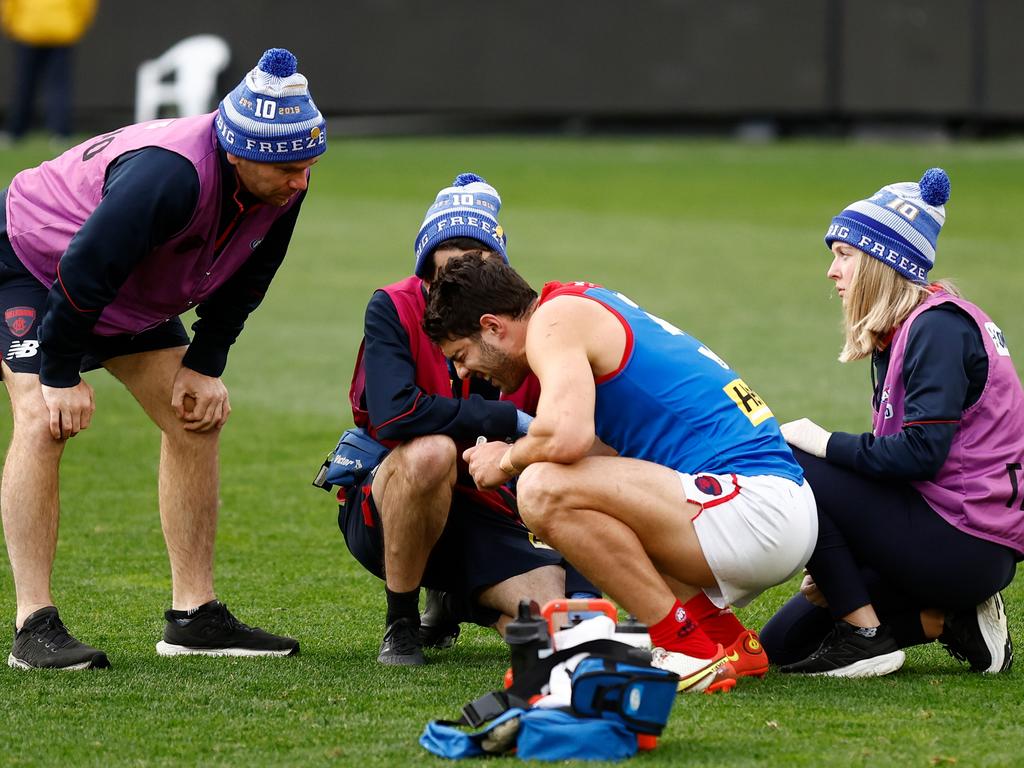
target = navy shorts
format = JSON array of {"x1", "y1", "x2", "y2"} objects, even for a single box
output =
[
  {"x1": 0, "y1": 227, "x2": 189, "y2": 379},
  {"x1": 338, "y1": 468, "x2": 565, "y2": 627}
]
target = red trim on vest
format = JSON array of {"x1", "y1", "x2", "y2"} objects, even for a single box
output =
[
  {"x1": 213, "y1": 173, "x2": 251, "y2": 252},
  {"x1": 375, "y1": 391, "x2": 424, "y2": 431},
  {"x1": 55, "y1": 263, "x2": 96, "y2": 313}
]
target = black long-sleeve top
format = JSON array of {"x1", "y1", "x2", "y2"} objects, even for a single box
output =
[
  {"x1": 36, "y1": 144, "x2": 304, "y2": 387},
  {"x1": 361, "y1": 287, "x2": 520, "y2": 442},
  {"x1": 826, "y1": 304, "x2": 988, "y2": 480}
]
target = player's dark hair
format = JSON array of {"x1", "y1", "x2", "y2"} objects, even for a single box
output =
[{"x1": 423, "y1": 252, "x2": 537, "y2": 343}]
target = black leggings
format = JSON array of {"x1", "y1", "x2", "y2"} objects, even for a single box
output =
[{"x1": 761, "y1": 449, "x2": 1017, "y2": 665}]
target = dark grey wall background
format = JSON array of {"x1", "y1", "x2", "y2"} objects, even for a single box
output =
[{"x1": 1, "y1": 0, "x2": 1021, "y2": 133}]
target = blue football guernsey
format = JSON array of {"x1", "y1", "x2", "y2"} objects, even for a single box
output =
[{"x1": 538, "y1": 281, "x2": 802, "y2": 483}]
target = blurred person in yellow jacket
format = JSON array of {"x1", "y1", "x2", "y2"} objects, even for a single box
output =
[{"x1": 1, "y1": 0, "x2": 97, "y2": 142}]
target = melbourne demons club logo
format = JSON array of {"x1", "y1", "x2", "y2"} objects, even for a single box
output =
[
  {"x1": 694, "y1": 475, "x2": 723, "y2": 497},
  {"x1": 4, "y1": 307, "x2": 35, "y2": 338}
]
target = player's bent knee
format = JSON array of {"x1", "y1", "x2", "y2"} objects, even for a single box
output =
[
  {"x1": 516, "y1": 463, "x2": 569, "y2": 535},
  {"x1": 11, "y1": 404, "x2": 67, "y2": 452},
  {"x1": 516, "y1": 462, "x2": 567, "y2": 507},
  {"x1": 394, "y1": 434, "x2": 457, "y2": 488},
  {"x1": 17, "y1": 422, "x2": 67, "y2": 455}
]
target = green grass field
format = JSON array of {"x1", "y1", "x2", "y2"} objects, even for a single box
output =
[{"x1": 2, "y1": 135, "x2": 1023, "y2": 766}]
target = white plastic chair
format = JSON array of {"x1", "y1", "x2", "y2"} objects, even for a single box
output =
[{"x1": 134, "y1": 35, "x2": 231, "y2": 122}]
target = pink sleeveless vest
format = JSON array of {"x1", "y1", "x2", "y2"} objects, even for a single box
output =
[
  {"x1": 4, "y1": 112, "x2": 301, "y2": 336},
  {"x1": 873, "y1": 291, "x2": 1024, "y2": 556}
]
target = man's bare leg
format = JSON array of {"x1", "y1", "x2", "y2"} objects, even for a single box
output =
[
  {"x1": 515, "y1": 457, "x2": 714, "y2": 627},
  {"x1": 478, "y1": 564, "x2": 565, "y2": 635},
  {"x1": 516, "y1": 457, "x2": 740, "y2": 691},
  {"x1": 2, "y1": 363, "x2": 111, "y2": 669},
  {"x1": 104, "y1": 348, "x2": 218, "y2": 609},
  {"x1": 2, "y1": 364, "x2": 66, "y2": 628},
  {"x1": 372, "y1": 434, "x2": 457, "y2": 592},
  {"x1": 370, "y1": 434, "x2": 457, "y2": 664},
  {"x1": 104, "y1": 346, "x2": 298, "y2": 657}
]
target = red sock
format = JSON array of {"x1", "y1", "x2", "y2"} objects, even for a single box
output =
[
  {"x1": 649, "y1": 599, "x2": 718, "y2": 657},
  {"x1": 683, "y1": 593, "x2": 747, "y2": 646}
]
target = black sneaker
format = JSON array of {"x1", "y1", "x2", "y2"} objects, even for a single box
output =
[
  {"x1": 418, "y1": 589, "x2": 460, "y2": 650},
  {"x1": 8, "y1": 607, "x2": 110, "y2": 670},
  {"x1": 939, "y1": 592, "x2": 1013, "y2": 673},
  {"x1": 156, "y1": 601, "x2": 298, "y2": 657},
  {"x1": 378, "y1": 617, "x2": 425, "y2": 666},
  {"x1": 779, "y1": 621, "x2": 905, "y2": 678}
]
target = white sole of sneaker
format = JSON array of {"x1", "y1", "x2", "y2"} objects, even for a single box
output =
[
  {"x1": 811, "y1": 649, "x2": 905, "y2": 678},
  {"x1": 977, "y1": 593, "x2": 1012, "y2": 674},
  {"x1": 155, "y1": 641, "x2": 296, "y2": 657},
  {"x1": 7, "y1": 653, "x2": 96, "y2": 670}
]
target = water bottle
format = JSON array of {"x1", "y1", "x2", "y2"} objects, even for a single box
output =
[{"x1": 505, "y1": 600, "x2": 550, "y2": 681}]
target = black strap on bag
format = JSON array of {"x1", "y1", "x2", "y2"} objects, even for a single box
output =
[{"x1": 442, "y1": 640, "x2": 652, "y2": 728}]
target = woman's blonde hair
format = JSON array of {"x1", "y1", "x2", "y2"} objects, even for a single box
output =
[{"x1": 839, "y1": 250, "x2": 960, "y2": 362}]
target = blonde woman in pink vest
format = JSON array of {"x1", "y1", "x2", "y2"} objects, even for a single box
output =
[
  {"x1": 761, "y1": 168, "x2": 1021, "y2": 678},
  {"x1": 0, "y1": 48, "x2": 325, "y2": 669}
]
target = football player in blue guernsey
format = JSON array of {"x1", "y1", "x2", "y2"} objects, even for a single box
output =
[{"x1": 423, "y1": 254, "x2": 818, "y2": 693}]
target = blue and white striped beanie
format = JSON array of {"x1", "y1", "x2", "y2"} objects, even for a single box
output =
[
  {"x1": 824, "y1": 168, "x2": 951, "y2": 284},
  {"x1": 414, "y1": 173, "x2": 508, "y2": 279},
  {"x1": 216, "y1": 48, "x2": 326, "y2": 162}
]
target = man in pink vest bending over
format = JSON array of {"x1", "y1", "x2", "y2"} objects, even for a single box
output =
[{"x1": 0, "y1": 48, "x2": 325, "y2": 669}]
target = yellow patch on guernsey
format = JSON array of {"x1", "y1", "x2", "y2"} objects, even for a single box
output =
[{"x1": 723, "y1": 378, "x2": 773, "y2": 426}]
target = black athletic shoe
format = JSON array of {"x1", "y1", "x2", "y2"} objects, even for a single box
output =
[
  {"x1": 378, "y1": 617, "x2": 425, "y2": 666},
  {"x1": 8, "y1": 607, "x2": 110, "y2": 670},
  {"x1": 939, "y1": 592, "x2": 1013, "y2": 674},
  {"x1": 419, "y1": 589, "x2": 460, "y2": 650},
  {"x1": 779, "y1": 621, "x2": 905, "y2": 678},
  {"x1": 156, "y1": 600, "x2": 298, "y2": 657}
]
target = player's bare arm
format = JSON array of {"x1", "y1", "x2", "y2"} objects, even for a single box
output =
[{"x1": 464, "y1": 296, "x2": 623, "y2": 488}]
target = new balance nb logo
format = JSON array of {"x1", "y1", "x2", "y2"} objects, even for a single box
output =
[{"x1": 5, "y1": 339, "x2": 39, "y2": 359}]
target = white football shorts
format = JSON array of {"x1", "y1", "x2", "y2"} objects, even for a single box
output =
[{"x1": 678, "y1": 471, "x2": 818, "y2": 608}]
